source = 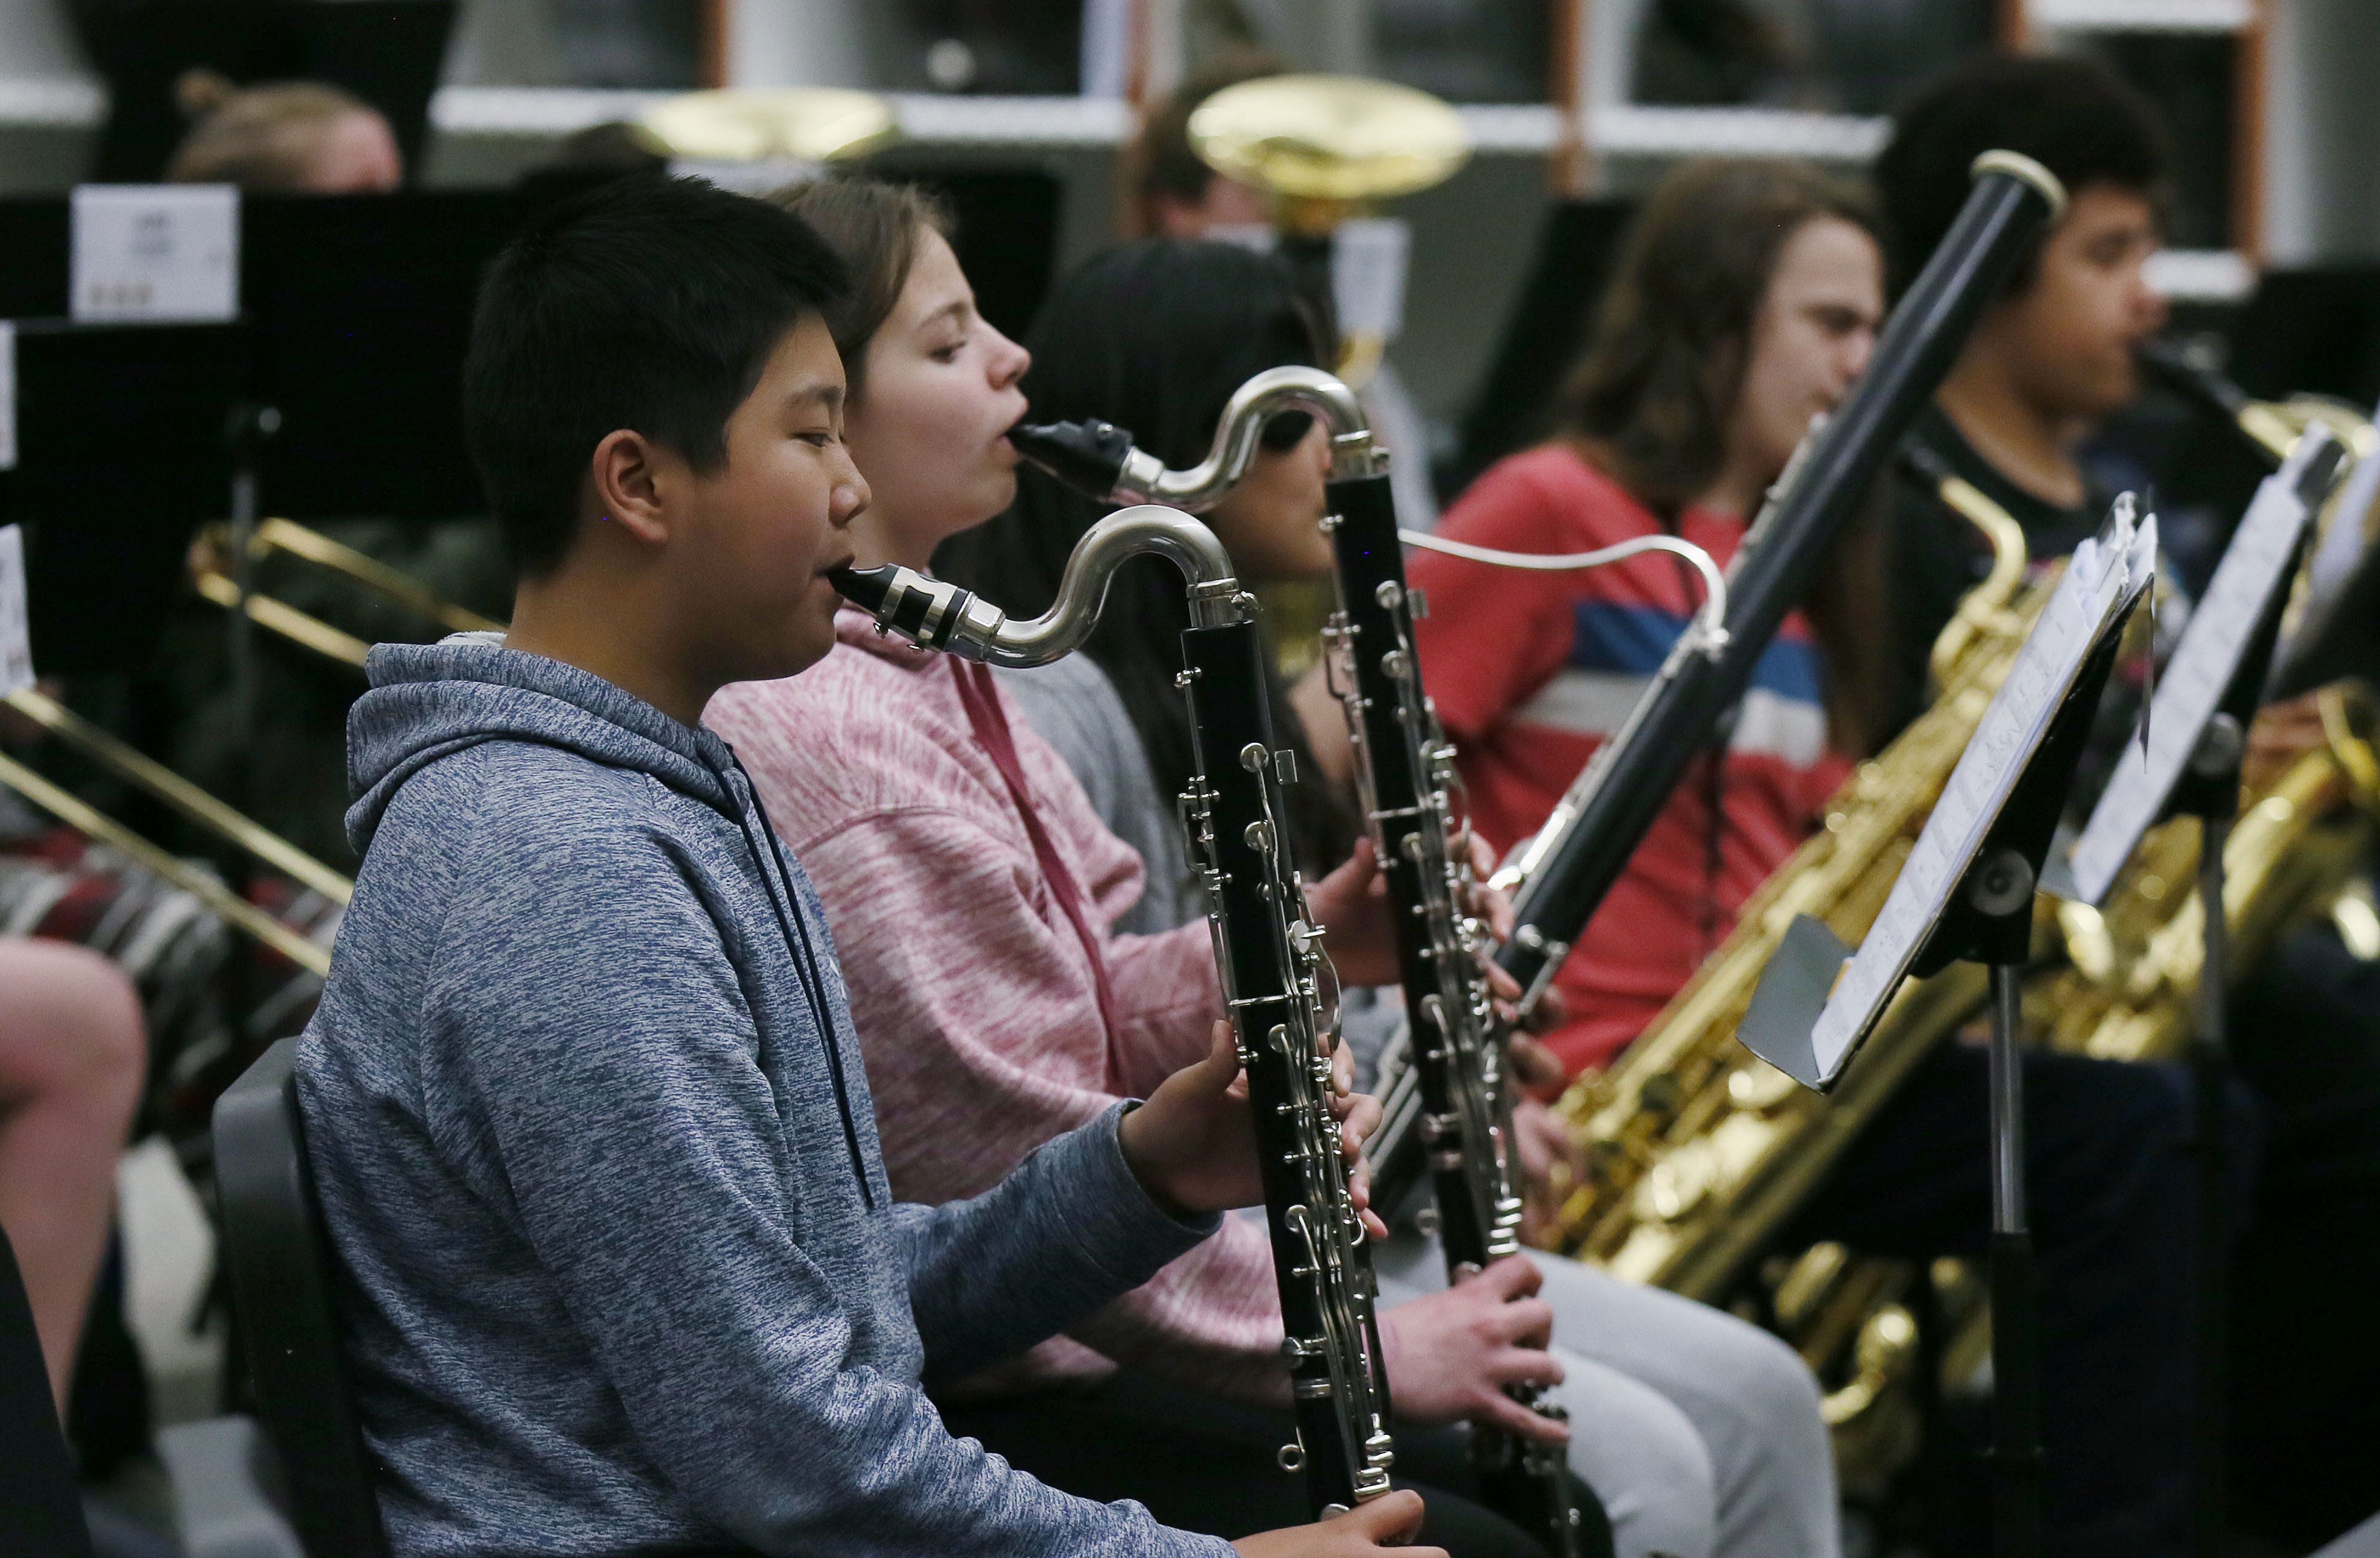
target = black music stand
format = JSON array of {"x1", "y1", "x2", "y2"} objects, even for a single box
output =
[
  {"x1": 2268, "y1": 423, "x2": 2380, "y2": 701},
  {"x1": 239, "y1": 191, "x2": 523, "y2": 520},
  {"x1": 1742, "y1": 498, "x2": 2159, "y2": 1558},
  {"x1": 0, "y1": 319, "x2": 245, "y2": 677},
  {"x1": 2063, "y1": 427, "x2": 2348, "y2": 1556}
]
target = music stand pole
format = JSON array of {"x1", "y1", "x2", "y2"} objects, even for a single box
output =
[
  {"x1": 2181, "y1": 713, "x2": 2244, "y2": 1556},
  {"x1": 223, "y1": 403, "x2": 278, "y2": 815},
  {"x1": 1972, "y1": 849, "x2": 2042, "y2": 1558}
]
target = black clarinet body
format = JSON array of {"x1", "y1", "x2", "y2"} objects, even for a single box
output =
[
  {"x1": 829, "y1": 505, "x2": 1397, "y2": 1518},
  {"x1": 1322, "y1": 469, "x2": 1583, "y2": 1553},
  {"x1": 1179, "y1": 614, "x2": 1399, "y2": 1516}
]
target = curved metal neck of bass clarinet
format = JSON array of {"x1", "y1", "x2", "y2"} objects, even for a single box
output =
[
  {"x1": 829, "y1": 505, "x2": 1249, "y2": 667},
  {"x1": 1015, "y1": 366, "x2": 1380, "y2": 512},
  {"x1": 1142, "y1": 366, "x2": 1380, "y2": 510}
]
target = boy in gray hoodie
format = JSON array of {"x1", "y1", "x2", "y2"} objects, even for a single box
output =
[{"x1": 295, "y1": 175, "x2": 1425, "y2": 1558}]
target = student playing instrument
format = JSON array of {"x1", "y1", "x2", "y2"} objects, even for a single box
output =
[
  {"x1": 703, "y1": 179, "x2": 1563, "y2": 1558},
  {"x1": 1873, "y1": 55, "x2": 2380, "y2": 1547},
  {"x1": 1397, "y1": 149, "x2": 2243, "y2": 1557},
  {"x1": 712, "y1": 181, "x2": 1834, "y2": 1558},
  {"x1": 293, "y1": 174, "x2": 1422, "y2": 1558}
]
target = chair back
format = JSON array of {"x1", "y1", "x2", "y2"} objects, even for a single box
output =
[
  {"x1": 214, "y1": 1036, "x2": 392, "y2": 1558},
  {"x1": 0, "y1": 1224, "x2": 95, "y2": 1557}
]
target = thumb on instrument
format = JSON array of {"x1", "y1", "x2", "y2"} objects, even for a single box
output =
[
  {"x1": 1343, "y1": 1488, "x2": 1430, "y2": 1546},
  {"x1": 1196, "y1": 1019, "x2": 1242, "y2": 1088}
]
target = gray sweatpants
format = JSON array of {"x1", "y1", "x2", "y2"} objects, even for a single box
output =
[{"x1": 1373, "y1": 1232, "x2": 1840, "y2": 1558}]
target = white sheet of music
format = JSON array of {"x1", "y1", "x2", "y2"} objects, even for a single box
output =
[
  {"x1": 1791, "y1": 503, "x2": 2158, "y2": 1087},
  {"x1": 70, "y1": 184, "x2": 239, "y2": 324},
  {"x1": 0, "y1": 525, "x2": 32, "y2": 696},
  {"x1": 2066, "y1": 430, "x2": 2339, "y2": 906},
  {"x1": 0, "y1": 322, "x2": 13, "y2": 472}
]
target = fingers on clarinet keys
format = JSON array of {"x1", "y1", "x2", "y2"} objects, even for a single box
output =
[{"x1": 1229, "y1": 1488, "x2": 1438, "y2": 1558}]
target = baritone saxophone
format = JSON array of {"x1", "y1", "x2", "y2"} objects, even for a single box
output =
[{"x1": 1530, "y1": 451, "x2": 2049, "y2": 1481}]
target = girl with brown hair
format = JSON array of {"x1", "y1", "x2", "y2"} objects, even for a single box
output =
[{"x1": 1397, "y1": 158, "x2": 1885, "y2": 1077}]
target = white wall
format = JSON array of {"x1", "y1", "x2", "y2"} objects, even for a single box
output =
[
  {"x1": 2263, "y1": 0, "x2": 2380, "y2": 267},
  {"x1": 0, "y1": 0, "x2": 86, "y2": 76}
]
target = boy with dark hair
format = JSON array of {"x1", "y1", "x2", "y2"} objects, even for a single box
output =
[
  {"x1": 1873, "y1": 51, "x2": 2172, "y2": 734},
  {"x1": 293, "y1": 174, "x2": 1423, "y2": 1558},
  {"x1": 1873, "y1": 53, "x2": 2168, "y2": 296}
]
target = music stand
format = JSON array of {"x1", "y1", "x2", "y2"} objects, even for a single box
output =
[
  {"x1": 2268, "y1": 408, "x2": 2380, "y2": 700},
  {"x1": 2063, "y1": 426, "x2": 2348, "y2": 1556},
  {"x1": 1742, "y1": 497, "x2": 2160, "y2": 1558},
  {"x1": 238, "y1": 191, "x2": 523, "y2": 520},
  {"x1": 0, "y1": 319, "x2": 244, "y2": 676}
]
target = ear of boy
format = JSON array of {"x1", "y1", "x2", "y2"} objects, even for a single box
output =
[{"x1": 501, "y1": 434, "x2": 727, "y2": 728}]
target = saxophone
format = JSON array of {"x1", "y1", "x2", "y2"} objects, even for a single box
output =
[
  {"x1": 1538, "y1": 454, "x2": 2046, "y2": 1298},
  {"x1": 1529, "y1": 451, "x2": 2048, "y2": 1487},
  {"x1": 1012, "y1": 366, "x2": 1594, "y2": 1551},
  {"x1": 829, "y1": 511, "x2": 1398, "y2": 1518},
  {"x1": 1543, "y1": 404, "x2": 2379, "y2": 1481}
]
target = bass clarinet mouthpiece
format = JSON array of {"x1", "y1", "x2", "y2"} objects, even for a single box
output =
[
  {"x1": 826, "y1": 564, "x2": 1006, "y2": 659},
  {"x1": 1010, "y1": 418, "x2": 1155, "y2": 503}
]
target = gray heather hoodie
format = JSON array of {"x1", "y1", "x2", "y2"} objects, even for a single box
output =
[{"x1": 297, "y1": 637, "x2": 1235, "y2": 1558}]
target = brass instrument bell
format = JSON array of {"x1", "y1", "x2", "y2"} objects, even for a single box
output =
[
  {"x1": 1186, "y1": 73, "x2": 1470, "y2": 227},
  {"x1": 637, "y1": 88, "x2": 897, "y2": 165}
]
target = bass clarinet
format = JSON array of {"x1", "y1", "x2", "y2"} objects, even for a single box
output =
[
  {"x1": 1010, "y1": 369, "x2": 1604, "y2": 1554},
  {"x1": 828, "y1": 510, "x2": 1397, "y2": 1518}
]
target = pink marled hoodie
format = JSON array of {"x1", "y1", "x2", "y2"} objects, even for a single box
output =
[{"x1": 706, "y1": 607, "x2": 1287, "y2": 1401}]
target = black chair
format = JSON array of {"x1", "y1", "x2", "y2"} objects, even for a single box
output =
[
  {"x1": 213, "y1": 1037, "x2": 392, "y2": 1558},
  {"x1": 0, "y1": 1225, "x2": 96, "y2": 1557}
]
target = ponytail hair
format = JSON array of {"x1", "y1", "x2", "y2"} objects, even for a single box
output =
[{"x1": 166, "y1": 69, "x2": 386, "y2": 189}]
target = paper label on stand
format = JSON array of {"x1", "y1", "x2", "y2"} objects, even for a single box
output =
[
  {"x1": 71, "y1": 185, "x2": 239, "y2": 324},
  {"x1": 2066, "y1": 430, "x2": 2342, "y2": 905},
  {"x1": 0, "y1": 526, "x2": 35, "y2": 696},
  {"x1": 1750, "y1": 502, "x2": 2158, "y2": 1089},
  {"x1": 1332, "y1": 218, "x2": 1410, "y2": 343},
  {"x1": 0, "y1": 322, "x2": 15, "y2": 471}
]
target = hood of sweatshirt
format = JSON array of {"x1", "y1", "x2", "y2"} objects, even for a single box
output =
[{"x1": 347, "y1": 632, "x2": 743, "y2": 856}]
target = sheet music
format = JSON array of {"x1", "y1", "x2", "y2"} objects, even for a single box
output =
[
  {"x1": 0, "y1": 526, "x2": 34, "y2": 697},
  {"x1": 2067, "y1": 429, "x2": 2340, "y2": 905},
  {"x1": 0, "y1": 322, "x2": 13, "y2": 472},
  {"x1": 1754, "y1": 501, "x2": 2156, "y2": 1089},
  {"x1": 71, "y1": 185, "x2": 239, "y2": 325},
  {"x1": 2303, "y1": 400, "x2": 2380, "y2": 607}
]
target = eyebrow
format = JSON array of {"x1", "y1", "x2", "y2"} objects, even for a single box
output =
[
  {"x1": 783, "y1": 380, "x2": 846, "y2": 414},
  {"x1": 918, "y1": 298, "x2": 971, "y2": 331}
]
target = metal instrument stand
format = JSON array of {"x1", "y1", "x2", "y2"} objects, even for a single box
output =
[
  {"x1": 1969, "y1": 847, "x2": 2043, "y2": 1558},
  {"x1": 2177, "y1": 712, "x2": 2245, "y2": 1557},
  {"x1": 222, "y1": 402, "x2": 280, "y2": 816}
]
